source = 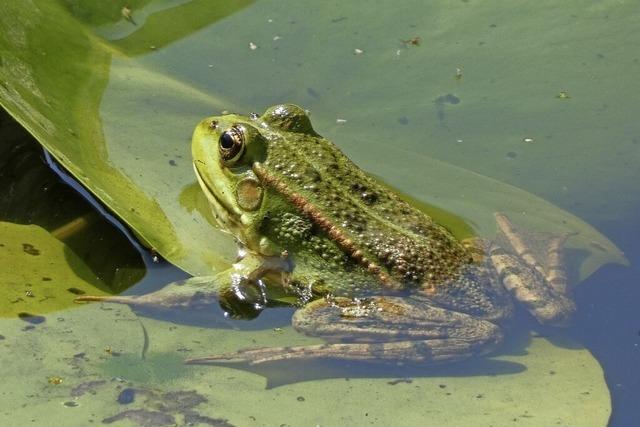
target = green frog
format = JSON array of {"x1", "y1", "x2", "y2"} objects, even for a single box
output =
[{"x1": 77, "y1": 104, "x2": 576, "y2": 365}]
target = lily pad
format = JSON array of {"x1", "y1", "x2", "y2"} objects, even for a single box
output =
[
  {"x1": 0, "y1": 0, "x2": 627, "y2": 280},
  {"x1": 0, "y1": 221, "x2": 110, "y2": 316},
  {"x1": 0, "y1": 1, "x2": 631, "y2": 424},
  {"x1": 0, "y1": 303, "x2": 610, "y2": 426}
]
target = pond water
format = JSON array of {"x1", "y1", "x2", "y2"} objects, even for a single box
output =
[{"x1": 0, "y1": 1, "x2": 638, "y2": 426}]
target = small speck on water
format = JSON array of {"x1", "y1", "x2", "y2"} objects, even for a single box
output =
[
  {"x1": 296, "y1": 396, "x2": 305, "y2": 402},
  {"x1": 168, "y1": 160, "x2": 177, "y2": 166},
  {"x1": 506, "y1": 151, "x2": 518, "y2": 159},
  {"x1": 306, "y1": 87, "x2": 320, "y2": 99},
  {"x1": 63, "y1": 401, "x2": 79, "y2": 408}
]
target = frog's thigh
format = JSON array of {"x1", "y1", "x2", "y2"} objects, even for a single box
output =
[
  {"x1": 186, "y1": 296, "x2": 502, "y2": 364},
  {"x1": 287, "y1": 296, "x2": 503, "y2": 363}
]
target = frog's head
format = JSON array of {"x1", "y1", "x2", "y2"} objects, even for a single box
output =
[
  {"x1": 192, "y1": 104, "x2": 316, "y2": 253},
  {"x1": 192, "y1": 104, "x2": 316, "y2": 319}
]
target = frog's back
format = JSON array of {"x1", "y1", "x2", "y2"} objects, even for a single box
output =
[{"x1": 256, "y1": 119, "x2": 471, "y2": 290}]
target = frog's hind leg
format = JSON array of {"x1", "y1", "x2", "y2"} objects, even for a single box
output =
[
  {"x1": 491, "y1": 213, "x2": 575, "y2": 326},
  {"x1": 185, "y1": 296, "x2": 503, "y2": 365}
]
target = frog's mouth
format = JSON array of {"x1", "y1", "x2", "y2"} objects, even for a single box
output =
[{"x1": 193, "y1": 161, "x2": 242, "y2": 233}]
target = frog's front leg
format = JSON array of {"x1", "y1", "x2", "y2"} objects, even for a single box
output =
[
  {"x1": 490, "y1": 213, "x2": 576, "y2": 326},
  {"x1": 186, "y1": 295, "x2": 503, "y2": 365},
  {"x1": 75, "y1": 253, "x2": 288, "y2": 319}
]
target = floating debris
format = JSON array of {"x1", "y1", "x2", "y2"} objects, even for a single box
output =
[
  {"x1": 48, "y1": 376, "x2": 63, "y2": 385},
  {"x1": 249, "y1": 42, "x2": 258, "y2": 50},
  {"x1": 401, "y1": 36, "x2": 421, "y2": 47},
  {"x1": 354, "y1": 48, "x2": 364, "y2": 55},
  {"x1": 121, "y1": 6, "x2": 136, "y2": 25},
  {"x1": 22, "y1": 243, "x2": 40, "y2": 256},
  {"x1": 336, "y1": 118, "x2": 347, "y2": 124},
  {"x1": 455, "y1": 67, "x2": 463, "y2": 80},
  {"x1": 557, "y1": 91, "x2": 570, "y2": 99},
  {"x1": 523, "y1": 137, "x2": 535, "y2": 143}
]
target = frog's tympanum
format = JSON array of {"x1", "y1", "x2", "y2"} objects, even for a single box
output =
[{"x1": 78, "y1": 104, "x2": 576, "y2": 365}]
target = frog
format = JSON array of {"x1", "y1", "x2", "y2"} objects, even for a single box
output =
[{"x1": 77, "y1": 104, "x2": 576, "y2": 365}]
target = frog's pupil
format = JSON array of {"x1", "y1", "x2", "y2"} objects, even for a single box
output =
[{"x1": 220, "y1": 132, "x2": 235, "y2": 149}]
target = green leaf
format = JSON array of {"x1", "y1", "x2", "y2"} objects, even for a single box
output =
[
  {"x1": 0, "y1": 303, "x2": 610, "y2": 425},
  {"x1": 0, "y1": 221, "x2": 110, "y2": 316},
  {"x1": 0, "y1": 0, "x2": 629, "y2": 422},
  {"x1": 0, "y1": 0, "x2": 626, "y2": 281}
]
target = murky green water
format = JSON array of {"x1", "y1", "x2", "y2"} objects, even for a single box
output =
[{"x1": 1, "y1": 1, "x2": 638, "y2": 425}]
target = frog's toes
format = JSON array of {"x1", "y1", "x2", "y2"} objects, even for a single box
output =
[
  {"x1": 494, "y1": 213, "x2": 574, "y2": 292},
  {"x1": 492, "y1": 213, "x2": 576, "y2": 326}
]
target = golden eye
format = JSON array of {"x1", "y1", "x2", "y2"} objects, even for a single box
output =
[{"x1": 218, "y1": 126, "x2": 245, "y2": 164}]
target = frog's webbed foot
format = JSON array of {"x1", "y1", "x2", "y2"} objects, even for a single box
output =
[
  {"x1": 491, "y1": 213, "x2": 576, "y2": 326},
  {"x1": 185, "y1": 296, "x2": 502, "y2": 365}
]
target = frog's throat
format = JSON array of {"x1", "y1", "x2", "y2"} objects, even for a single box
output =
[
  {"x1": 252, "y1": 162, "x2": 400, "y2": 289},
  {"x1": 193, "y1": 162, "x2": 246, "y2": 241}
]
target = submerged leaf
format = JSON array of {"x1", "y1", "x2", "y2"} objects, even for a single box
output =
[{"x1": 0, "y1": 221, "x2": 110, "y2": 317}]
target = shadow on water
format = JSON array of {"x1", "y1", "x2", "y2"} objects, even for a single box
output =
[{"x1": 210, "y1": 354, "x2": 526, "y2": 390}]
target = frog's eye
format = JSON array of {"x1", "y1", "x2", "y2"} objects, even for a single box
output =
[{"x1": 218, "y1": 126, "x2": 245, "y2": 164}]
